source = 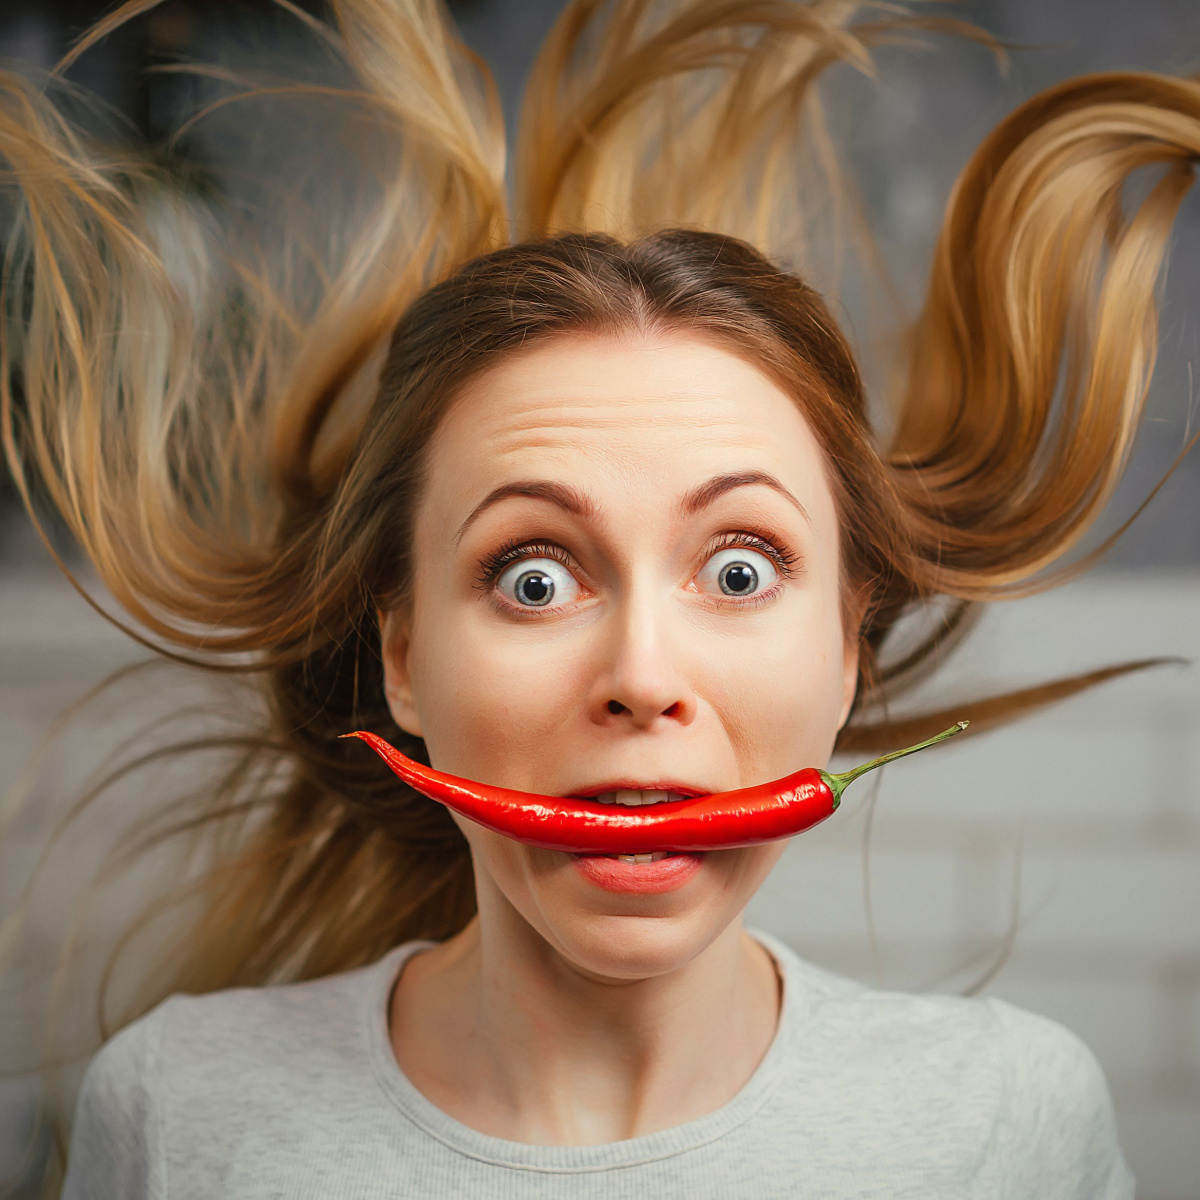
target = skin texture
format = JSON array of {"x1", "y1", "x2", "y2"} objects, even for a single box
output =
[{"x1": 380, "y1": 330, "x2": 859, "y2": 1144}]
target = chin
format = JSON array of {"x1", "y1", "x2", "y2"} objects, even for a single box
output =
[
  {"x1": 533, "y1": 851, "x2": 767, "y2": 981},
  {"x1": 546, "y1": 907, "x2": 736, "y2": 982},
  {"x1": 472, "y1": 835, "x2": 783, "y2": 981}
]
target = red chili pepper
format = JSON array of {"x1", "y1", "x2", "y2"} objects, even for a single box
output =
[{"x1": 343, "y1": 722, "x2": 967, "y2": 853}]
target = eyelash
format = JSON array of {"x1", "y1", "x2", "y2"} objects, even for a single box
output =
[
  {"x1": 475, "y1": 539, "x2": 577, "y2": 590},
  {"x1": 699, "y1": 530, "x2": 800, "y2": 609},
  {"x1": 702, "y1": 530, "x2": 800, "y2": 579},
  {"x1": 474, "y1": 530, "x2": 801, "y2": 600}
]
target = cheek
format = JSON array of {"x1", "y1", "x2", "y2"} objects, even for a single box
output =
[
  {"x1": 407, "y1": 603, "x2": 587, "y2": 783},
  {"x1": 706, "y1": 589, "x2": 847, "y2": 775}
]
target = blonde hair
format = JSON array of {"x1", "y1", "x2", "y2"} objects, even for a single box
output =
[{"x1": 2, "y1": 0, "x2": 1198, "y2": 1183}]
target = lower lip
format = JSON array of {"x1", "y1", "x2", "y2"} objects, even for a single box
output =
[{"x1": 570, "y1": 852, "x2": 704, "y2": 894}]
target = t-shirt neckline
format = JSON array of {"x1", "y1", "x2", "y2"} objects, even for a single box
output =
[{"x1": 363, "y1": 928, "x2": 807, "y2": 1173}]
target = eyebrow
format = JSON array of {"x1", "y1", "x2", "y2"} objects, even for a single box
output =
[
  {"x1": 453, "y1": 480, "x2": 597, "y2": 545},
  {"x1": 453, "y1": 469, "x2": 811, "y2": 545},
  {"x1": 680, "y1": 471, "x2": 813, "y2": 527}
]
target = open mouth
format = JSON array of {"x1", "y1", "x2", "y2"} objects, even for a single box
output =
[
  {"x1": 583, "y1": 850, "x2": 677, "y2": 863},
  {"x1": 587, "y1": 790, "x2": 691, "y2": 807},
  {"x1": 342, "y1": 722, "x2": 967, "y2": 854}
]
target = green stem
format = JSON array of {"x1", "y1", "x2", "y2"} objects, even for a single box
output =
[{"x1": 822, "y1": 720, "x2": 969, "y2": 807}]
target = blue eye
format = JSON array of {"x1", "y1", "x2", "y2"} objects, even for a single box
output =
[
  {"x1": 496, "y1": 557, "x2": 581, "y2": 608},
  {"x1": 695, "y1": 547, "x2": 778, "y2": 598}
]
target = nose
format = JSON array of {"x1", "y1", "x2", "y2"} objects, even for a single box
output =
[{"x1": 588, "y1": 589, "x2": 697, "y2": 730}]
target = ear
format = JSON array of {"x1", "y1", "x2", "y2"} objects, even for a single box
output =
[{"x1": 378, "y1": 607, "x2": 424, "y2": 738}]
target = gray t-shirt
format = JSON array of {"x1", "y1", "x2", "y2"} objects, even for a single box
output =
[{"x1": 63, "y1": 931, "x2": 1134, "y2": 1198}]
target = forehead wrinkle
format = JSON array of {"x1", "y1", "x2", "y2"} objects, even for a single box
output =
[
  {"x1": 486, "y1": 414, "x2": 778, "y2": 455},
  {"x1": 477, "y1": 390, "x2": 749, "y2": 432}
]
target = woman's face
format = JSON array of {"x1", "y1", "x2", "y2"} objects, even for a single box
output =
[{"x1": 381, "y1": 330, "x2": 858, "y2": 980}]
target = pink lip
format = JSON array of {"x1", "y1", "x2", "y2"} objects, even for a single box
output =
[{"x1": 570, "y1": 851, "x2": 704, "y2": 893}]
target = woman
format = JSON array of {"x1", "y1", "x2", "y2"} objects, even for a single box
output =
[{"x1": 3, "y1": 0, "x2": 1196, "y2": 1195}]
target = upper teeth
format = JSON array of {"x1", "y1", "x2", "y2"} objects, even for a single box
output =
[{"x1": 593, "y1": 790, "x2": 686, "y2": 806}]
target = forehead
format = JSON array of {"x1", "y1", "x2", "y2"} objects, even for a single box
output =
[
  {"x1": 427, "y1": 331, "x2": 830, "y2": 480},
  {"x1": 420, "y1": 330, "x2": 836, "y2": 533}
]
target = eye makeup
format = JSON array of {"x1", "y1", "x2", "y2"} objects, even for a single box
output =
[
  {"x1": 474, "y1": 538, "x2": 583, "y2": 592},
  {"x1": 696, "y1": 529, "x2": 801, "y2": 580},
  {"x1": 472, "y1": 526, "x2": 801, "y2": 609}
]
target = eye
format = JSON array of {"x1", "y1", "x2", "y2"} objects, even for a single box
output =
[
  {"x1": 694, "y1": 546, "x2": 779, "y2": 599},
  {"x1": 495, "y1": 556, "x2": 581, "y2": 608}
]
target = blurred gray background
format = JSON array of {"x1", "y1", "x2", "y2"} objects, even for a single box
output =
[{"x1": 0, "y1": 2, "x2": 1197, "y2": 1198}]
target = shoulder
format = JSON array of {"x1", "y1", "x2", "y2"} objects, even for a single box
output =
[
  {"x1": 985, "y1": 997, "x2": 1108, "y2": 1106},
  {"x1": 766, "y1": 933, "x2": 1017, "y2": 1071},
  {"x1": 795, "y1": 956, "x2": 1026, "y2": 1106},
  {"x1": 158, "y1": 952, "x2": 383, "y2": 1073},
  {"x1": 763, "y1": 937, "x2": 1133, "y2": 1198},
  {"x1": 764, "y1": 934, "x2": 1023, "y2": 1140},
  {"x1": 65, "y1": 947, "x2": 407, "y2": 1196},
  {"x1": 769, "y1": 936, "x2": 1116, "y2": 1111},
  {"x1": 982, "y1": 998, "x2": 1135, "y2": 1196},
  {"x1": 64, "y1": 1002, "x2": 172, "y2": 1198},
  {"x1": 147, "y1": 949, "x2": 401, "y2": 1110}
]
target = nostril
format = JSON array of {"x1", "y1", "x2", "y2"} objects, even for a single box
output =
[
  {"x1": 661, "y1": 701, "x2": 682, "y2": 719},
  {"x1": 607, "y1": 700, "x2": 627, "y2": 715}
]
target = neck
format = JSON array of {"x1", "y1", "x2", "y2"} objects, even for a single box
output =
[{"x1": 389, "y1": 890, "x2": 781, "y2": 1144}]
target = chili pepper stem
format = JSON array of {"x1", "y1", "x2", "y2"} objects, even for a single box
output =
[{"x1": 820, "y1": 720, "x2": 969, "y2": 808}]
